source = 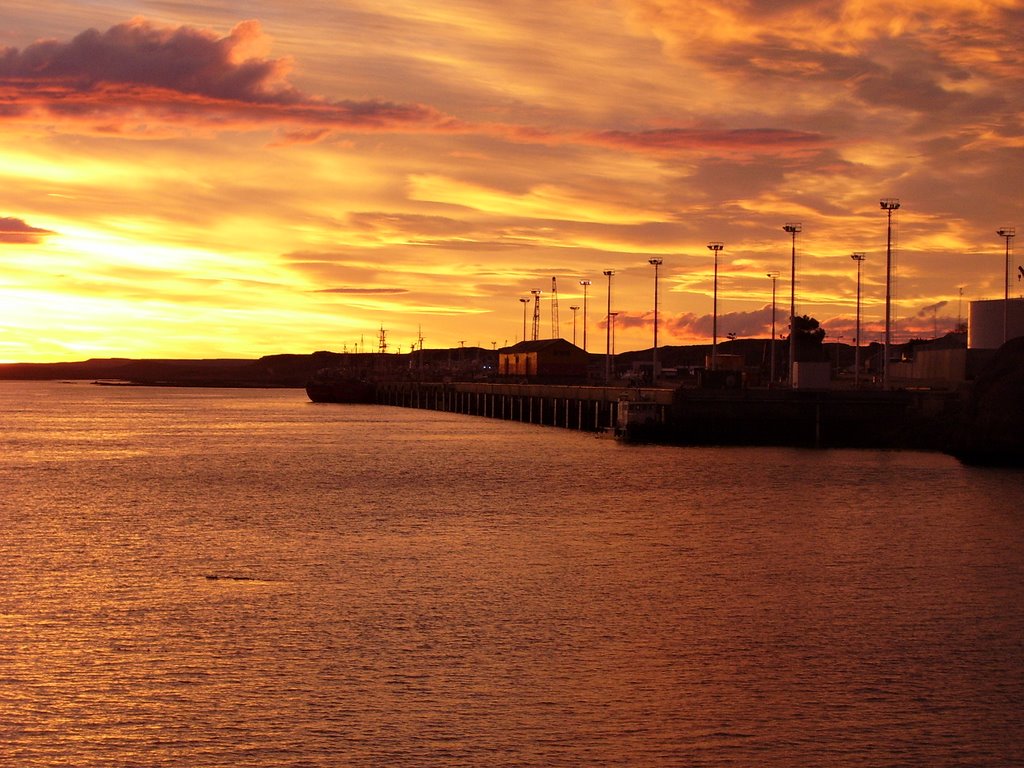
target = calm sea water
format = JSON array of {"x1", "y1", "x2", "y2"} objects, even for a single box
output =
[{"x1": 1, "y1": 381, "x2": 1022, "y2": 767}]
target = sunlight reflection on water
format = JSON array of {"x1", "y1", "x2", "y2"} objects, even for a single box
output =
[{"x1": 1, "y1": 382, "x2": 1022, "y2": 767}]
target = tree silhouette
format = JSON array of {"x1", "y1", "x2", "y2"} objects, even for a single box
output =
[{"x1": 791, "y1": 315, "x2": 827, "y2": 362}]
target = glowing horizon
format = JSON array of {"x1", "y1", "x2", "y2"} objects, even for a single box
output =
[{"x1": 1, "y1": 3, "x2": 1021, "y2": 363}]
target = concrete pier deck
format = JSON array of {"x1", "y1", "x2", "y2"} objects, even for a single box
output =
[
  {"x1": 374, "y1": 379, "x2": 962, "y2": 450},
  {"x1": 375, "y1": 380, "x2": 674, "y2": 433}
]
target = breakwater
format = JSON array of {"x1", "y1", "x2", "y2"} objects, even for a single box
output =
[{"x1": 371, "y1": 380, "x2": 961, "y2": 450}]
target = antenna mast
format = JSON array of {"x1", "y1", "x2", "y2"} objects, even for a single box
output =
[{"x1": 550, "y1": 276, "x2": 560, "y2": 339}]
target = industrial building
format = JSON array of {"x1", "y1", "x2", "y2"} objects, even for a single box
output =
[
  {"x1": 968, "y1": 298, "x2": 1024, "y2": 349},
  {"x1": 497, "y1": 339, "x2": 590, "y2": 380}
]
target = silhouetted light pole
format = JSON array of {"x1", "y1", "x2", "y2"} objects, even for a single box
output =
[
  {"x1": 603, "y1": 270, "x2": 615, "y2": 382},
  {"x1": 570, "y1": 305, "x2": 580, "y2": 346},
  {"x1": 707, "y1": 243, "x2": 724, "y2": 370},
  {"x1": 997, "y1": 227, "x2": 1015, "y2": 345},
  {"x1": 783, "y1": 222, "x2": 802, "y2": 386},
  {"x1": 880, "y1": 199, "x2": 900, "y2": 389},
  {"x1": 851, "y1": 252, "x2": 866, "y2": 389},
  {"x1": 519, "y1": 297, "x2": 529, "y2": 342},
  {"x1": 649, "y1": 257, "x2": 663, "y2": 382},
  {"x1": 530, "y1": 289, "x2": 542, "y2": 341},
  {"x1": 579, "y1": 279, "x2": 591, "y2": 352},
  {"x1": 767, "y1": 271, "x2": 780, "y2": 387}
]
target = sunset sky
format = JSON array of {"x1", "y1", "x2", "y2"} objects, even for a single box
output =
[{"x1": 2, "y1": 1, "x2": 1022, "y2": 362}]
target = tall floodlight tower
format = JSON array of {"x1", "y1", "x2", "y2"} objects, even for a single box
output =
[
  {"x1": 649, "y1": 258, "x2": 663, "y2": 382},
  {"x1": 603, "y1": 270, "x2": 615, "y2": 383},
  {"x1": 783, "y1": 222, "x2": 802, "y2": 386},
  {"x1": 707, "y1": 243, "x2": 724, "y2": 370},
  {"x1": 530, "y1": 290, "x2": 542, "y2": 341},
  {"x1": 767, "y1": 271, "x2": 780, "y2": 387},
  {"x1": 997, "y1": 227, "x2": 1016, "y2": 345},
  {"x1": 579, "y1": 280, "x2": 591, "y2": 351},
  {"x1": 519, "y1": 297, "x2": 530, "y2": 342},
  {"x1": 850, "y1": 253, "x2": 866, "y2": 389},
  {"x1": 570, "y1": 306, "x2": 580, "y2": 346},
  {"x1": 550, "y1": 277, "x2": 560, "y2": 339},
  {"x1": 880, "y1": 199, "x2": 900, "y2": 389}
]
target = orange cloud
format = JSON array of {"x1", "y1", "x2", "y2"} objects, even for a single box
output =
[
  {"x1": 0, "y1": 17, "x2": 840, "y2": 157},
  {"x1": 0, "y1": 18, "x2": 294, "y2": 101},
  {"x1": 0, "y1": 18, "x2": 457, "y2": 137},
  {"x1": 0, "y1": 216, "x2": 54, "y2": 243},
  {"x1": 590, "y1": 127, "x2": 828, "y2": 154}
]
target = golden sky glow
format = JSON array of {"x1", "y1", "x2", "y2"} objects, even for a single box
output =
[{"x1": 1, "y1": 0, "x2": 1022, "y2": 361}]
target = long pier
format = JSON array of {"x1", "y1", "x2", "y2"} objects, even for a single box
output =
[
  {"x1": 375, "y1": 381, "x2": 674, "y2": 433},
  {"x1": 372, "y1": 379, "x2": 962, "y2": 450}
]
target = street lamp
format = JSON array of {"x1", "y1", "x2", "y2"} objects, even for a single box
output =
[
  {"x1": 767, "y1": 271, "x2": 780, "y2": 387},
  {"x1": 579, "y1": 279, "x2": 591, "y2": 352},
  {"x1": 649, "y1": 258, "x2": 663, "y2": 382},
  {"x1": 569, "y1": 305, "x2": 580, "y2": 346},
  {"x1": 519, "y1": 297, "x2": 529, "y2": 342},
  {"x1": 850, "y1": 253, "x2": 866, "y2": 389},
  {"x1": 783, "y1": 222, "x2": 802, "y2": 386},
  {"x1": 707, "y1": 243, "x2": 724, "y2": 370},
  {"x1": 880, "y1": 199, "x2": 900, "y2": 389},
  {"x1": 997, "y1": 227, "x2": 1015, "y2": 345},
  {"x1": 603, "y1": 270, "x2": 615, "y2": 383}
]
